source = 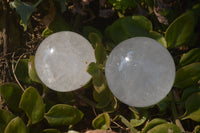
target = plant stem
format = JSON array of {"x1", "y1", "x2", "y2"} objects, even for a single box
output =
[
  {"x1": 169, "y1": 90, "x2": 185, "y2": 132},
  {"x1": 74, "y1": 91, "x2": 96, "y2": 107}
]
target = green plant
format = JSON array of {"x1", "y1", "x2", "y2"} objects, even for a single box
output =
[{"x1": 0, "y1": 0, "x2": 200, "y2": 132}]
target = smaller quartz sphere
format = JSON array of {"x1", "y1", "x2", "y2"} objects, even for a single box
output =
[
  {"x1": 105, "y1": 37, "x2": 175, "y2": 107},
  {"x1": 35, "y1": 31, "x2": 95, "y2": 92}
]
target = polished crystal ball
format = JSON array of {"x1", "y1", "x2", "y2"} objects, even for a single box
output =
[
  {"x1": 105, "y1": 37, "x2": 175, "y2": 107},
  {"x1": 35, "y1": 31, "x2": 95, "y2": 92}
]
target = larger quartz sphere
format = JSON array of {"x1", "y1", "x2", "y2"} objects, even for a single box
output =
[
  {"x1": 105, "y1": 37, "x2": 175, "y2": 107},
  {"x1": 35, "y1": 31, "x2": 95, "y2": 92}
]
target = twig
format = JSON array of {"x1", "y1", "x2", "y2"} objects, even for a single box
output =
[
  {"x1": 92, "y1": 106, "x2": 97, "y2": 116},
  {"x1": 110, "y1": 119, "x2": 124, "y2": 129},
  {"x1": 11, "y1": 52, "x2": 25, "y2": 92}
]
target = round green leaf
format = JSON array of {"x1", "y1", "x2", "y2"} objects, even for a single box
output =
[
  {"x1": 28, "y1": 56, "x2": 42, "y2": 83},
  {"x1": 44, "y1": 104, "x2": 84, "y2": 126},
  {"x1": 87, "y1": 62, "x2": 100, "y2": 77},
  {"x1": 174, "y1": 63, "x2": 200, "y2": 88},
  {"x1": 105, "y1": 16, "x2": 151, "y2": 44},
  {"x1": 157, "y1": 97, "x2": 170, "y2": 113},
  {"x1": 141, "y1": 118, "x2": 167, "y2": 133},
  {"x1": 183, "y1": 92, "x2": 200, "y2": 122},
  {"x1": 148, "y1": 31, "x2": 167, "y2": 47},
  {"x1": 48, "y1": 14, "x2": 70, "y2": 32},
  {"x1": 194, "y1": 125, "x2": 200, "y2": 133},
  {"x1": 93, "y1": 89, "x2": 113, "y2": 109},
  {"x1": 83, "y1": 26, "x2": 103, "y2": 40},
  {"x1": 179, "y1": 48, "x2": 200, "y2": 67},
  {"x1": 95, "y1": 43, "x2": 106, "y2": 65},
  {"x1": 42, "y1": 129, "x2": 61, "y2": 133},
  {"x1": 15, "y1": 59, "x2": 32, "y2": 84},
  {"x1": 92, "y1": 113, "x2": 110, "y2": 130},
  {"x1": 88, "y1": 32, "x2": 102, "y2": 48},
  {"x1": 19, "y1": 87, "x2": 45, "y2": 124},
  {"x1": 53, "y1": 0, "x2": 67, "y2": 13},
  {"x1": 102, "y1": 97, "x2": 118, "y2": 113},
  {"x1": 0, "y1": 82, "x2": 23, "y2": 112},
  {"x1": 181, "y1": 86, "x2": 200, "y2": 101},
  {"x1": 130, "y1": 111, "x2": 147, "y2": 127},
  {"x1": 130, "y1": 16, "x2": 153, "y2": 32},
  {"x1": 4, "y1": 117, "x2": 29, "y2": 133},
  {"x1": 165, "y1": 10, "x2": 195, "y2": 48},
  {"x1": 0, "y1": 109, "x2": 15, "y2": 133},
  {"x1": 147, "y1": 123, "x2": 181, "y2": 133},
  {"x1": 88, "y1": 64, "x2": 107, "y2": 93}
]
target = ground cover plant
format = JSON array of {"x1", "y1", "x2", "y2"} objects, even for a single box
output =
[{"x1": 0, "y1": 0, "x2": 200, "y2": 132}]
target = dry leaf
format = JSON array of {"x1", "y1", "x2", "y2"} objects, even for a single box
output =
[
  {"x1": 42, "y1": 0, "x2": 55, "y2": 26},
  {"x1": 153, "y1": 0, "x2": 169, "y2": 25}
]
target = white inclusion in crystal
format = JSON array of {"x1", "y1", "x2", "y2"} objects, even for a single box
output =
[
  {"x1": 50, "y1": 48, "x2": 54, "y2": 54},
  {"x1": 118, "y1": 51, "x2": 133, "y2": 71}
]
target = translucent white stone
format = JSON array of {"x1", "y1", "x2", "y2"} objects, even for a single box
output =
[
  {"x1": 105, "y1": 37, "x2": 175, "y2": 107},
  {"x1": 35, "y1": 31, "x2": 95, "y2": 92}
]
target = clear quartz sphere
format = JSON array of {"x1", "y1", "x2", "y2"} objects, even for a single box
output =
[
  {"x1": 105, "y1": 37, "x2": 175, "y2": 107},
  {"x1": 35, "y1": 31, "x2": 95, "y2": 92}
]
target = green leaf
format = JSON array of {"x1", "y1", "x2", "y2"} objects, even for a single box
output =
[
  {"x1": 102, "y1": 97, "x2": 118, "y2": 113},
  {"x1": 45, "y1": 104, "x2": 84, "y2": 126},
  {"x1": 4, "y1": 117, "x2": 29, "y2": 133},
  {"x1": 10, "y1": 0, "x2": 43, "y2": 30},
  {"x1": 93, "y1": 89, "x2": 112, "y2": 109},
  {"x1": 156, "y1": 97, "x2": 170, "y2": 113},
  {"x1": 93, "y1": 70, "x2": 107, "y2": 93},
  {"x1": 148, "y1": 31, "x2": 167, "y2": 47},
  {"x1": 141, "y1": 118, "x2": 167, "y2": 133},
  {"x1": 0, "y1": 83, "x2": 23, "y2": 112},
  {"x1": 174, "y1": 63, "x2": 200, "y2": 89},
  {"x1": 179, "y1": 48, "x2": 200, "y2": 67},
  {"x1": 0, "y1": 109, "x2": 15, "y2": 133},
  {"x1": 57, "y1": 92, "x2": 75, "y2": 104},
  {"x1": 87, "y1": 63, "x2": 107, "y2": 93},
  {"x1": 183, "y1": 92, "x2": 200, "y2": 122},
  {"x1": 42, "y1": 28, "x2": 53, "y2": 37},
  {"x1": 48, "y1": 13, "x2": 70, "y2": 32},
  {"x1": 95, "y1": 43, "x2": 106, "y2": 65},
  {"x1": 118, "y1": 115, "x2": 137, "y2": 133},
  {"x1": 147, "y1": 123, "x2": 181, "y2": 133},
  {"x1": 42, "y1": 129, "x2": 61, "y2": 133},
  {"x1": 130, "y1": 110, "x2": 147, "y2": 127},
  {"x1": 89, "y1": 32, "x2": 102, "y2": 48},
  {"x1": 28, "y1": 56, "x2": 42, "y2": 83},
  {"x1": 165, "y1": 10, "x2": 195, "y2": 48},
  {"x1": 108, "y1": 0, "x2": 137, "y2": 10},
  {"x1": 181, "y1": 86, "x2": 200, "y2": 101},
  {"x1": 105, "y1": 16, "x2": 152, "y2": 44},
  {"x1": 19, "y1": 87, "x2": 45, "y2": 124},
  {"x1": 87, "y1": 62, "x2": 100, "y2": 76},
  {"x1": 83, "y1": 26, "x2": 103, "y2": 40},
  {"x1": 15, "y1": 59, "x2": 32, "y2": 84},
  {"x1": 130, "y1": 15, "x2": 153, "y2": 31},
  {"x1": 194, "y1": 125, "x2": 200, "y2": 133},
  {"x1": 92, "y1": 113, "x2": 110, "y2": 130},
  {"x1": 53, "y1": 0, "x2": 67, "y2": 13}
]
